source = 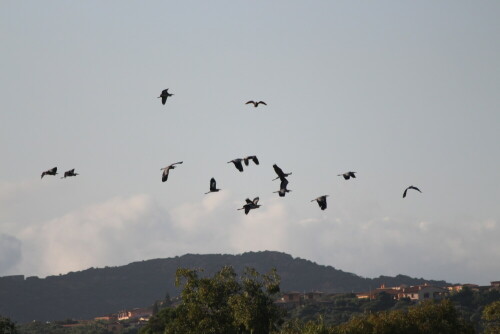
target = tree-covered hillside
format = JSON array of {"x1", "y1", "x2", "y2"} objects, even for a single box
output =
[{"x1": 0, "y1": 251, "x2": 449, "y2": 322}]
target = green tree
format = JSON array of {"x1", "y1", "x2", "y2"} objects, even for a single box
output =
[
  {"x1": 0, "y1": 315, "x2": 18, "y2": 334},
  {"x1": 144, "y1": 266, "x2": 283, "y2": 334},
  {"x1": 333, "y1": 299, "x2": 474, "y2": 334},
  {"x1": 482, "y1": 300, "x2": 500, "y2": 334}
]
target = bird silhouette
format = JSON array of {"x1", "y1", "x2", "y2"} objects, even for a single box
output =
[
  {"x1": 311, "y1": 195, "x2": 329, "y2": 210},
  {"x1": 245, "y1": 100, "x2": 267, "y2": 108},
  {"x1": 228, "y1": 159, "x2": 244, "y2": 172},
  {"x1": 273, "y1": 177, "x2": 291, "y2": 197},
  {"x1": 158, "y1": 89, "x2": 174, "y2": 105},
  {"x1": 272, "y1": 164, "x2": 292, "y2": 181},
  {"x1": 243, "y1": 155, "x2": 259, "y2": 166},
  {"x1": 160, "y1": 161, "x2": 183, "y2": 182},
  {"x1": 238, "y1": 197, "x2": 261, "y2": 215},
  {"x1": 338, "y1": 171, "x2": 356, "y2": 180},
  {"x1": 41, "y1": 167, "x2": 58, "y2": 179},
  {"x1": 61, "y1": 169, "x2": 79, "y2": 179},
  {"x1": 205, "y1": 178, "x2": 221, "y2": 194},
  {"x1": 403, "y1": 185, "x2": 422, "y2": 198}
]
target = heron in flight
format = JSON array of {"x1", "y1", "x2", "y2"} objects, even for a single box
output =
[
  {"x1": 245, "y1": 100, "x2": 267, "y2": 108},
  {"x1": 158, "y1": 89, "x2": 174, "y2": 105},
  {"x1": 338, "y1": 171, "x2": 356, "y2": 180},
  {"x1": 243, "y1": 155, "x2": 259, "y2": 166},
  {"x1": 41, "y1": 167, "x2": 58, "y2": 179},
  {"x1": 274, "y1": 177, "x2": 291, "y2": 197},
  {"x1": 272, "y1": 164, "x2": 292, "y2": 181},
  {"x1": 205, "y1": 178, "x2": 221, "y2": 194},
  {"x1": 403, "y1": 186, "x2": 422, "y2": 198},
  {"x1": 228, "y1": 158, "x2": 244, "y2": 172},
  {"x1": 311, "y1": 195, "x2": 329, "y2": 210},
  {"x1": 238, "y1": 197, "x2": 261, "y2": 215},
  {"x1": 160, "y1": 161, "x2": 183, "y2": 182},
  {"x1": 61, "y1": 169, "x2": 79, "y2": 179}
]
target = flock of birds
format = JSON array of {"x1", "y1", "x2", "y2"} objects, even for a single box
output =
[{"x1": 40, "y1": 88, "x2": 422, "y2": 215}]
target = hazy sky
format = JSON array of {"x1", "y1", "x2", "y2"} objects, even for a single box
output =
[{"x1": 1, "y1": 1, "x2": 499, "y2": 285}]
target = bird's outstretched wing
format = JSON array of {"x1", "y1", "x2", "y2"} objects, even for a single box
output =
[
  {"x1": 245, "y1": 198, "x2": 253, "y2": 204},
  {"x1": 253, "y1": 197, "x2": 259, "y2": 205},
  {"x1": 244, "y1": 207, "x2": 250, "y2": 215},
  {"x1": 257, "y1": 101, "x2": 267, "y2": 106},
  {"x1": 273, "y1": 164, "x2": 284, "y2": 178},
  {"x1": 252, "y1": 156, "x2": 259, "y2": 165},
  {"x1": 349, "y1": 172, "x2": 356, "y2": 178},
  {"x1": 403, "y1": 188, "x2": 408, "y2": 198},
  {"x1": 245, "y1": 101, "x2": 256, "y2": 105},
  {"x1": 234, "y1": 160, "x2": 243, "y2": 172},
  {"x1": 410, "y1": 186, "x2": 422, "y2": 193}
]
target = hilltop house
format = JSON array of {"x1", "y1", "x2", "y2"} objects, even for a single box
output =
[
  {"x1": 117, "y1": 308, "x2": 152, "y2": 321},
  {"x1": 398, "y1": 285, "x2": 448, "y2": 301},
  {"x1": 356, "y1": 284, "x2": 448, "y2": 301}
]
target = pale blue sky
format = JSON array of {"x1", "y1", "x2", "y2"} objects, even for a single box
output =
[{"x1": 1, "y1": 1, "x2": 499, "y2": 285}]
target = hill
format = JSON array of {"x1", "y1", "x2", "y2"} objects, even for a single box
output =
[{"x1": 0, "y1": 251, "x2": 449, "y2": 322}]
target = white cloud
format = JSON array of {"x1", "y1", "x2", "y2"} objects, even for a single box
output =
[
  {"x1": 16, "y1": 194, "x2": 172, "y2": 276},
  {"x1": 2, "y1": 191, "x2": 499, "y2": 286},
  {"x1": 0, "y1": 233, "x2": 22, "y2": 274}
]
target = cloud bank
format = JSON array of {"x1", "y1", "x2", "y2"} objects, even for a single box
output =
[{"x1": 1, "y1": 192, "x2": 498, "y2": 285}]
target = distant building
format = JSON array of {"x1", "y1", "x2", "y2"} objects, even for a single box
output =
[
  {"x1": 304, "y1": 291, "x2": 324, "y2": 301},
  {"x1": 357, "y1": 284, "x2": 448, "y2": 301},
  {"x1": 490, "y1": 281, "x2": 500, "y2": 288},
  {"x1": 398, "y1": 285, "x2": 448, "y2": 301},
  {"x1": 279, "y1": 292, "x2": 302, "y2": 303},
  {"x1": 356, "y1": 285, "x2": 400, "y2": 300},
  {"x1": 117, "y1": 308, "x2": 152, "y2": 321},
  {"x1": 95, "y1": 315, "x2": 118, "y2": 322}
]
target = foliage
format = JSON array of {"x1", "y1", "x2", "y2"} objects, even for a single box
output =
[
  {"x1": 141, "y1": 266, "x2": 283, "y2": 334},
  {"x1": 450, "y1": 287, "x2": 500, "y2": 332},
  {"x1": 16, "y1": 321, "x2": 111, "y2": 334},
  {"x1": 0, "y1": 315, "x2": 18, "y2": 334},
  {"x1": 482, "y1": 300, "x2": 500, "y2": 334},
  {"x1": 275, "y1": 300, "x2": 474, "y2": 334}
]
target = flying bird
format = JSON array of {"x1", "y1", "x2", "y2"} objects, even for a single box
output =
[
  {"x1": 274, "y1": 177, "x2": 291, "y2": 197},
  {"x1": 243, "y1": 155, "x2": 259, "y2": 166},
  {"x1": 61, "y1": 169, "x2": 79, "y2": 179},
  {"x1": 338, "y1": 171, "x2": 356, "y2": 180},
  {"x1": 205, "y1": 178, "x2": 221, "y2": 194},
  {"x1": 403, "y1": 185, "x2": 422, "y2": 198},
  {"x1": 158, "y1": 89, "x2": 174, "y2": 105},
  {"x1": 311, "y1": 195, "x2": 329, "y2": 210},
  {"x1": 272, "y1": 164, "x2": 292, "y2": 181},
  {"x1": 41, "y1": 167, "x2": 58, "y2": 179},
  {"x1": 238, "y1": 197, "x2": 261, "y2": 215},
  {"x1": 228, "y1": 158, "x2": 244, "y2": 172},
  {"x1": 245, "y1": 100, "x2": 267, "y2": 108},
  {"x1": 160, "y1": 161, "x2": 183, "y2": 182}
]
